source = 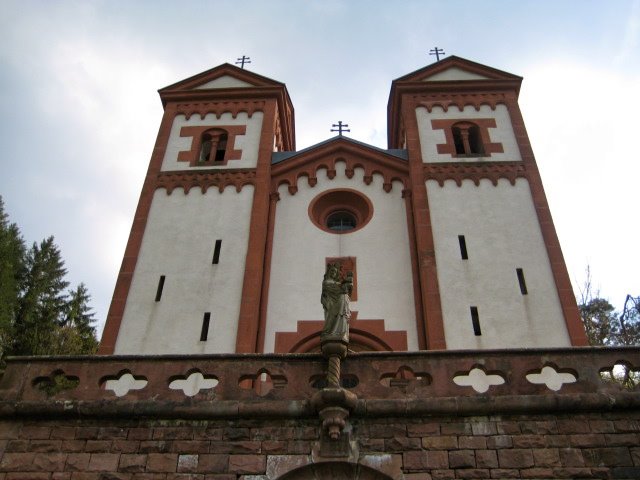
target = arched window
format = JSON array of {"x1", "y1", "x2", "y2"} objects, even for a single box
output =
[
  {"x1": 198, "y1": 129, "x2": 229, "y2": 164},
  {"x1": 452, "y1": 121, "x2": 485, "y2": 156}
]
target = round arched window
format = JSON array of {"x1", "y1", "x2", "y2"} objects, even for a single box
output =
[{"x1": 308, "y1": 189, "x2": 373, "y2": 234}]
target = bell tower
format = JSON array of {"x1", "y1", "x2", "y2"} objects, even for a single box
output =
[
  {"x1": 388, "y1": 56, "x2": 588, "y2": 349},
  {"x1": 99, "y1": 64, "x2": 294, "y2": 355}
]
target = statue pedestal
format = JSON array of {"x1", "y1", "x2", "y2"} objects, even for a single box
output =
[{"x1": 313, "y1": 336, "x2": 358, "y2": 455}]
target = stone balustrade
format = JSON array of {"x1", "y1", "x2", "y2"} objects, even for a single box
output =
[{"x1": 1, "y1": 347, "x2": 639, "y2": 419}]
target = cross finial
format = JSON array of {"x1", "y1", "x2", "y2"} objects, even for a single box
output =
[
  {"x1": 235, "y1": 55, "x2": 251, "y2": 69},
  {"x1": 331, "y1": 121, "x2": 350, "y2": 136},
  {"x1": 429, "y1": 47, "x2": 445, "y2": 61}
]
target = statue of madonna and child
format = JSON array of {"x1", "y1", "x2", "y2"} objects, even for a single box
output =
[{"x1": 320, "y1": 262, "x2": 354, "y2": 344}]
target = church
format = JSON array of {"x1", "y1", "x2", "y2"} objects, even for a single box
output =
[
  {"x1": 3, "y1": 57, "x2": 639, "y2": 480},
  {"x1": 99, "y1": 55, "x2": 587, "y2": 355}
]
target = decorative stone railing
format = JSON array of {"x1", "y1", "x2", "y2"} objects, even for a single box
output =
[{"x1": 1, "y1": 347, "x2": 639, "y2": 418}]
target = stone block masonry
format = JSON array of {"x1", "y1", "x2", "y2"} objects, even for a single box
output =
[
  {"x1": 1, "y1": 349, "x2": 639, "y2": 478},
  {"x1": 1, "y1": 413, "x2": 640, "y2": 479}
]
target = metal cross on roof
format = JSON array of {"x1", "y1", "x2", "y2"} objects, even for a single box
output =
[
  {"x1": 331, "y1": 121, "x2": 350, "y2": 136},
  {"x1": 235, "y1": 55, "x2": 251, "y2": 69},
  {"x1": 429, "y1": 47, "x2": 445, "y2": 61}
]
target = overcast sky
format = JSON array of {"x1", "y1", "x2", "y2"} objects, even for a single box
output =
[{"x1": 1, "y1": 0, "x2": 639, "y2": 336}]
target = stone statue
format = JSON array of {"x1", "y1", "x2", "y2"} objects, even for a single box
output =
[{"x1": 321, "y1": 263, "x2": 353, "y2": 342}]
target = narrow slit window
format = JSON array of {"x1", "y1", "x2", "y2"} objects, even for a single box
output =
[
  {"x1": 516, "y1": 268, "x2": 528, "y2": 295},
  {"x1": 212, "y1": 239, "x2": 222, "y2": 264},
  {"x1": 200, "y1": 312, "x2": 211, "y2": 341},
  {"x1": 470, "y1": 306, "x2": 481, "y2": 336},
  {"x1": 155, "y1": 275, "x2": 166, "y2": 302},
  {"x1": 458, "y1": 235, "x2": 468, "y2": 260}
]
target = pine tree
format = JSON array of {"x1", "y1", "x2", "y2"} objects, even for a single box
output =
[
  {"x1": 12, "y1": 236, "x2": 69, "y2": 355},
  {"x1": 0, "y1": 197, "x2": 26, "y2": 360},
  {"x1": 53, "y1": 283, "x2": 98, "y2": 355}
]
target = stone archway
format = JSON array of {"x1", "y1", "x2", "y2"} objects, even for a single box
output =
[{"x1": 277, "y1": 461, "x2": 395, "y2": 480}]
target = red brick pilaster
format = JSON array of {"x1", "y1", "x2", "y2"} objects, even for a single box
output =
[
  {"x1": 403, "y1": 97, "x2": 446, "y2": 350},
  {"x1": 235, "y1": 101, "x2": 278, "y2": 353}
]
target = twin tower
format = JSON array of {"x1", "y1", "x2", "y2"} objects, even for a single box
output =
[{"x1": 99, "y1": 57, "x2": 588, "y2": 356}]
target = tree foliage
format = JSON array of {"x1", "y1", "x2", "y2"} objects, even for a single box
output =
[
  {"x1": 0, "y1": 197, "x2": 98, "y2": 363},
  {"x1": 578, "y1": 268, "x2": 640, "y2": 347}
]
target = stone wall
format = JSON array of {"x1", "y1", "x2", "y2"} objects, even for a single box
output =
[
  {"x1": 1, "y1": 413, "x2": 640, "y2": 479},
  {"x1": 1, "y1": 348, "x2": 639, "y2": 479}
]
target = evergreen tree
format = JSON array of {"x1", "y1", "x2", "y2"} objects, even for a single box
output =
[
  {"x1": 53, "y1": 283, "x2": 98, "y2": 355},
  {"x1": 0, "y1": 197, "x2": 26, "y2": 360},
  {"x1": 12, "y1": 236, "x2": 69, "y2": 355}
]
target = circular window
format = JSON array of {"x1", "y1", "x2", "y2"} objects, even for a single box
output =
[
  {"x1": 326, "y1": 210, "x2": 357, "y2": 231},
  {"x1": 308, "y1": 189, "x2": 373, "y2": 234}
]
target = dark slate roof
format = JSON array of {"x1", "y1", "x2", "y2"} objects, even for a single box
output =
[{"x1": 271, "y1": 135, "x2": 408, "y2": 165}]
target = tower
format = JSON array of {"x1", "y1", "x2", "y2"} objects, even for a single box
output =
[{"x1": 99, "y1": 57, "x2": 587, "y2": 355}]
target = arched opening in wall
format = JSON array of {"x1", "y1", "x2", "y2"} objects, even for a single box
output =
[
  {"x1": 452, "y1": 121, "x2": 485, "y2": 156},
  {"x1": 277, "y1": 461, "x2": 394, "y2": 480},
  {"x1": 294, "y1": 330, "x2": 391, "y2": 354},
  {"x1": 199, "y1": 129, "x2": 229, "y2": 164},
  {"x1": 309, "y1": 189, "x2": 373, "y2": 234}
]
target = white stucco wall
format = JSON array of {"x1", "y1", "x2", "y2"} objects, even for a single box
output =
[
  {"x1": 162, "y1": 112, "x2": 263, "y2": 171},
  {"x1": 114, "y1": 185, "x2": 255, "y2": 354},
  {"x1": 265, "y1": 162, "x2": 419, "y2": 352},
  {"x1": 425, "y1": 67, "x2": 489, "y2": 82},
  {"x1": 426, "y1": 178, "x2": 570, "y2": 349},
  {"x1": 195, "y1": 75, "x2": 253, "y2": 89},
  {"x1": 416, "y1": 104, "x2": 521, "y2": 162}
]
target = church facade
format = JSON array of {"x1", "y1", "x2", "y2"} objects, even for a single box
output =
[
  {"x1": 3, "y1": 58, "x2": 640, "y2": 480},
  {"x1": 99, "y1": 57, "x2": 587, "y2": 356}
]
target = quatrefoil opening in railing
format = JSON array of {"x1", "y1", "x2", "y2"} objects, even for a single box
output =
[
  {"x1": 599, "y1": 361, "x2": 640, "y2": 391},
  {"x1": 379, "y1": 366, "x2": 431, "y2": 389},
  {"x1": 309, "y1": 374, "x2": 359, "y2": 390},
  {"x1": 101, "y1": 371, "x2": 148, "y2": 397},
  {"x1": 32, "y1": 370, "x2": 80, "y2": 397},
  {"x1": 168, "y1": 370, "x2": 218, "y2": 397},
  {"x1": 238, "y1": 369, "x2": 287, "y2": 396},
  {"x1": 453, "y1": 366, "x2": 506, "y2": 393},
  {"x1": 525, "y1": 364, "x2": 577, "y2": 391}
]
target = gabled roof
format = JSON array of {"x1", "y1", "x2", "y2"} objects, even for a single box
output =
[
  {"x1": 271, "y1": 136, "x2": 409, "y2": 194},
  {"x1": 272, "y1": 135, "x2": 407, "y2": 164},
  {"x1": 393, "y1": 56, "x2": 522, "y2": 84},
  {"x1": 387, "y1": 57, "x2": 523, "y2": 149},
  {"x1": 158, "y1": 63, "x2": 296, "y2": 150},
  {"x1": 159, "y1": 63, "x2": 287, "y2": 93}
]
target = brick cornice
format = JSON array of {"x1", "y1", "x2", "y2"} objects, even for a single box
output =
[
  {"x1": 415, "y1": 92, "x2": 507, "y2": 113},
  {"x1": 424, "y1": 161, "x2": 527, "y2": 186},
  {"x1": 155, "y1": 169, "x2": 257, "y2": 194},
  {"x1": 175, "y1": 100, "x2": 266, "y2": 120}
]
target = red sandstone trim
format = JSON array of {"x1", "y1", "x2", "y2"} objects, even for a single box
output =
[
  {"x1": 235, "y1": 101, "x2": 279, "y2": 353},
  {"x1": 271, "y1": 138, "x2": 409, "y2": 195},
  {"x1": 402, "y1": 97, "x2": 447, "y2": 350},
  {"x1": 256, "y1": 192, "x2": 280, "y2": 353},
  {"x1": 431, "y1": 118, "x2": 504, "y2": 157},
  {"x1": 504, "y1": 95, "x2": 588, "y2": 346},
  {"x1": 176, "y1": 100, "x2": 266, "y2": 120},
  {"x1": 155, "y1": 169, "x2": 256, "y2": 194},
  {"x1": 99, "y1": 103, "x2": 180, "y2": 354},
  {"x1": 177, "y1": 125, "x2": 247, "y2": 166},
  {"x1": 308, "y1": 189, "x2": 374, "y2": 235},
  {"x1": 274, "y1": 313, "x2": 408, "y2": 353},
  {"x1": 402, "y1": 189, "x2": 427, "y2": 350},
  {"x1": 424, "y1": 161, "x2": 527, "y2": 186}
]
